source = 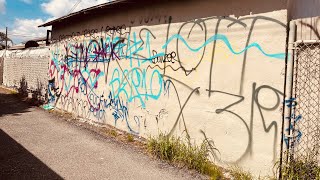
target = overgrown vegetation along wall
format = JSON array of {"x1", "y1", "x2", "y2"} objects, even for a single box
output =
[
  {"x1": 48, "y1": 0, "x2": 288, "y2": 176},
  {"x1": 1, "y1": 48, "x2": 49, "y2": 96}
]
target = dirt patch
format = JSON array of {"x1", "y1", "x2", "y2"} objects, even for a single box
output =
[
  {"x1": 48, "y1": 109, "x2": 148, "y2": 150},
  {"x1": 0, "y1": 86, "x2": 43, "y2": 106}
]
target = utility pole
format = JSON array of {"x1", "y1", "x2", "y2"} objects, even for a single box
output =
[{"x1": 5, "y1": 27, "x2": 7, "y2": 50}]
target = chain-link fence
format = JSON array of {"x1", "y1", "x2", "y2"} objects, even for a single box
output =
[{"x1": 282, "y1": 41, "x2": 320, "y2": 179}]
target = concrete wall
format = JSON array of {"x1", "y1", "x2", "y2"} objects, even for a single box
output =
[
  {"x1": 1, "y1": 48, "x2": 49, "y2": 96},
  {"x1": 48, "y1": 0, "x2": 288, "y2": 176}
]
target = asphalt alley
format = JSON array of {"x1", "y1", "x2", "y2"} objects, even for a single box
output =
[{"x1": 0, "y1": 87, "x2": 200, "y2": 180}]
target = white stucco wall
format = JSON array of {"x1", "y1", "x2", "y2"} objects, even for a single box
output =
[{"x1": 47, "y1": 0, "x2": 288, "y2": 176}]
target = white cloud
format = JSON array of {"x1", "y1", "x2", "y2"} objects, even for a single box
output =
[
  {"x1": 0, "y1": 0, "x2": 5, "y2": 14},
  {"x1": 20, "y1": 0, "x2": 32, "y2": 4},
  {"x1": 9, "y1": 18, "x2": 50, "y2": 43},
  {"x1": 5, "y1": 0, "x2": 111, "y2": 43},
  {"x1": 41, "y1": 0, "x2": 110, "y2": 18}
]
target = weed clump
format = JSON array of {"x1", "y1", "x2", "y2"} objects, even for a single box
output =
[
  {"x1": 127, "y1": 134, "x2": 134, "y2": 142},
  {"x1": 147, "y1": 132, "x2": 223, "y2": 179},
  {"x1": 18, "y1": 76, "x2": 28, "y2": 97},
  {"x1": 280, "y1": 159, "x2": 320, "y2": 179},
  {"x1": 229, "y1": 166, "x2": 253, "y2": 180},
  {"x1": 109, "y1": 129, "x2": 118, "y2": 137}
]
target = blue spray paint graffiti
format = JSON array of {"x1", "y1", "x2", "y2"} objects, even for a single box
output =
[
  {"x1": 162, "y1": 33, "x2": 286, "y2": 59},
  {"x1": 283, "y1": 98, "x2": 303, "y2": 148}
]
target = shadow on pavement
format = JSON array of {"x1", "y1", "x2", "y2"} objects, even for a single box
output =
[
  {"x1": 0, "y1": 129, "x2": 63, "y2": 179},
  {"x1": 0, "y1": 90, "x2": 32, "y2": 117}
]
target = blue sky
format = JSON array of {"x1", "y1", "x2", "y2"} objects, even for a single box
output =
[
  {"x1": 1, "y1": 1, "x2": 50, "y2": 28},
  {"x1": 0, "y1": 0, "x2": 110, "y2": 44}
]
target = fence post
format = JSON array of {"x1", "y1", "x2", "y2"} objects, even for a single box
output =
[{"x1": 279, "y1": 20, "x2": 296, "y2": 179}]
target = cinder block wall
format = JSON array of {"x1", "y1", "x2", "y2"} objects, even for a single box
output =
[
  {"x1": 2, "y1": 48, "x2": 49, "y2": 95},
  {"x1": 48, "y1": 0, "x2": 288, "y2": 176}
]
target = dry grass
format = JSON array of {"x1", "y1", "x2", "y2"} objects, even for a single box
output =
[
  {"x1": 109, "y1": 129, "x2": 118, "y2": 137},
  {"x1": 229, "y1": 166, "x2": 253, "y2": 180},
  {"x1": 147, "y1": 132, "x2": 223, "y2": 179},
  {"x1": 127, "y1": 134, "x2": 134, "y2": 142}
]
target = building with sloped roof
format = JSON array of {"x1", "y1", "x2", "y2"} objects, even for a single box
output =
[{"x1": 37, "y1": 0, "x2": 320, "y2": 177}]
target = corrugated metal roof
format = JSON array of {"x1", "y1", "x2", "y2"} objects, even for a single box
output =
[{"x1": 39, "y1": 0, "x2": 129, "y2": 27}]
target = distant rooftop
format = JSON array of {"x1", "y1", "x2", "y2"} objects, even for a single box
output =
[{"x1": 21, "y1": 37, "x2": 47, "y2": 44}]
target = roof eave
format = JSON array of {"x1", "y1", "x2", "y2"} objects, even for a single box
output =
[{"x1": 38, "y1": 0, "x2": 128, "y2": 27}]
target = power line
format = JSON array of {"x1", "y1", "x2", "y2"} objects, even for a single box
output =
[
  {"x1": 8, "y1": 33, "x2": 41, "y2": 36},
  {"x1": 8, "y1": 33, "x2": 43, "y2": 37},
  {"x1": 68, "y1": 0, "x2": 82, "y2": 15},
  {"x1": 8, "y1": 31, "x2": 45, "y2": 36}
]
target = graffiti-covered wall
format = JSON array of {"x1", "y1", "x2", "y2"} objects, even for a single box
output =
[
  {"x1": 48, "y1": 0, "x2": 287, "y2": 176},
  {"x1": 2, "y1": 48, "x2": 49, "y2": 93}
]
